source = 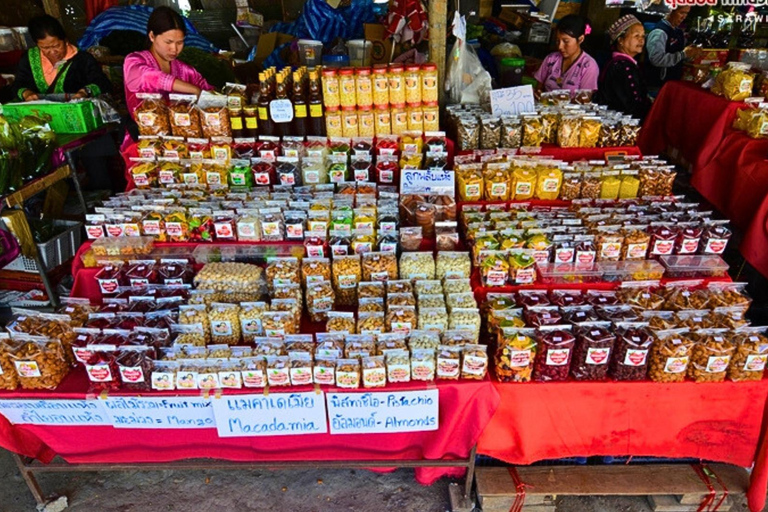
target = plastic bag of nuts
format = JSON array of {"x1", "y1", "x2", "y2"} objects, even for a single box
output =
[
  {"x1": 409, "y1": 330, "x2": 441, "y2": 350},
  {"x1": 388, "y1": 292, "x2": 416, "y2": 307},
  {"x1": 532, "y1": 327, "x2": 576, "y2": 382},
  {"x1": 0, "y1": 335, "x2": 20, "y2": 390},
  {"x1": 386, "y1": 350, "x2": 411, "y2": 383},
  {"x1": 411, "y1": 348, "x2": 436, "y2": 381},
  {"x1": 436, "y1": 345, "x2": 462, "y2": 380},
  {"x1": 196, "y1": 262, "x2": 265, "y2": 295},
  {"x1": 414, "y1": 280, "x2": 443, "y2": 296},
  {"x1": 261, "y1": 311, "x2": 295, "y2": 338},
  {"x1": 336, "y1": 358, "x2": 362, "y2": 388},
  {"x1": 688, "y1": 329, "x2": 735, "y2": 383},
  {"x1": 168, "y1": 94, "x2": 202, "y2": 138},
  {"x1": 239, "y1": 302, "x2": 267, "y2": 342},
  {"x1": 362, "y1": 252, "x2": 398, "y2": 281},
  {"x1": 728, "y1": 327, "x2": 768, "y2": 382},
  {"x1": 306, "y1": 281, "x2": 335, "y2": 323},
  {"x1": 496, "y1": 327, "x2": 537, "y2": 382},
  {"x1": 209, "y1": 302, "x2": 241, "y2": 345},
  {"x1": 135, "y1": 93, "x2": 170, "y2": 136},
  {"x1": 707, "y1": 282, "x2": 752, "y2": 310},
  {"x1": 617, "y1": 283, "x2": 665, "y2": 312},
  {"x1": 301, "y1": 257, "x2": 332, "y2": 287},
  {"x1": 610, "y1": 323, "x2": 653, "y2": 381},
  {"x1": 178, "y1": 305, "x2": 211, "y2": 344},
  {"x1": 461, "y1": 344, "x2": 488, "y2": 380},
  {"x1": 362, "y1": 355, "x2": 387, "y2": 388},
  {"x1": 326, "y1": 311, "x2": 356, "y2": 333},
  {"x1": 449, "y1": 308, "x2": 481, "y2": 342},
  {"x1": 418, "y1": 307, "x2": 449, "y2": 332},
  {"x1": 387, "y1": 305, "x2": 417, "y2": 334},
  {"x1": 387, "y1": 280, "x2": 413, "y2": 295},
  {"x1": 359, "y1": 281, "x2": 386, "y2": 298},
  {"x1": 648, "y1": 328, "x2": 694, "y2": 383},
  {"x1": 420, "y1": 294, "x2": 447, "y2": 309},
  {"x1": 570, "y1": 322, "x2": 615, "y2": 381},
  {"x1": 436, "y1": 252, "x2": 472, "y2": 279},
  {"x1": 357, "y1": 311, "x2": 385, "y2": 334},
  {"x1": 332, "y1": 254, "x2": 362, "y2": 306},
  {"x1": 443, "y1": 278, "x2": 472, "y2": 295},
  {"x1": 266, "y1": 257, "x2": 301, "y2": 290},
  {"x1": 399, "y1": 252, "x2": 435, "y2": 280},
  {"x1": 6, "y1": 335, "x2": 69, "y2": 390}
]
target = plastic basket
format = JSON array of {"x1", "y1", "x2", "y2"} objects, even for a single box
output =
[
  {"x1": 3, "y1": 220, "x2": 83, "y2": 273},
  {"x1": 2, "y1": 100, "x2": 103, "y2": 133}
]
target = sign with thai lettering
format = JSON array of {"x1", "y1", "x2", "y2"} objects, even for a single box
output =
[
  {"x1": 211, "y1": 392, "x2": 327, "y2": 437},
  {"x1": 326, "y1": 389, "x2": 439, "y2": 434}
]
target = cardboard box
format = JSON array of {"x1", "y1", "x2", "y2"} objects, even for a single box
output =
[
  {"x1": 365, "y1": 23, "x2": 393, "y2": 65},
  {"x1": 252, "y1": 32, "x2": 294, "y2": 66}
]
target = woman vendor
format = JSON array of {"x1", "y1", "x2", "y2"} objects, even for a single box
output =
[
  {"x1": 595, "y1": 15, "x2": 652, "y2": 120},
  {"x1": 123, "y1": 6, "x2": 213, "y2": 136},
  {"x1": 533, "y1": 15, "x2": 598, "y2": 95},
  {"x1": 13, "y1": 15, "x2": 112, "y2": 101}
]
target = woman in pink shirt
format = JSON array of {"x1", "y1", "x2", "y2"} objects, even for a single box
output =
[
  {"x1": 123, "y1": 6, "x2": 212, "y2": 127},
  {"x1": 533, "y1": 15, "x2": 598, "y2": 96}
]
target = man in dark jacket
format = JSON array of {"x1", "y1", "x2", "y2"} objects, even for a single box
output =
[{"x1": 645, "y1": 7, "x2": 698, "y2": 89}]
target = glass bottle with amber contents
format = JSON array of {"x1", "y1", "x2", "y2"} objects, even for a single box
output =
[
  {"x1": 257, "y1": 72, "x2": 274, "y2": 136},
  {"x1": 292, "y1": 70, "x2": 308, "y2": 137},
  {"x1": 308, "y1": 69, "x2": 325, "y2": 136}
]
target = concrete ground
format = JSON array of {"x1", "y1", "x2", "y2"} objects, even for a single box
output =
[{"x1": 0, "y1": 449, "x2": 761, "y2": 512}]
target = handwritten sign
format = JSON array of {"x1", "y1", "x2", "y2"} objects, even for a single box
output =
[
  {"x1": 270, "y1": 99, "x2": 294, "y2": 123},
  {"x1": 0, "y1": 399, "x2": 110, "y2": 426},
  {"x1": 490, "y1": 85, "x2": 535, "y2": 117},
  {"x1": 400, "y1": 169, "x2": 455, "y2": 195},
  {"x1": 211, "y1": 392, "x2": 327, "y2": 437},
  {"x1": 103, "y1": 396, "x2": 215, "y2": 429},
  {"x1": 326, "y1": 389, "x2": 439, "y2": 434}
]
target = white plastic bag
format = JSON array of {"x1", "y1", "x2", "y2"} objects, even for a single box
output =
[{"x1": 445, "y1": 12, "x2": 492, "y2": 105}]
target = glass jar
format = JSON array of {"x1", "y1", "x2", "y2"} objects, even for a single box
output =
[
  {"x1": 404, "y1": 64, "x2": 422, "y2": 105},
  {"x1": 407, "y1": 105, "x2": 424, "y2": 132},
  {"x1": 421, "y1": 63, "x2": 438, "y2": 103},
  {"x1": 375, "y1": 107, "x2": 391, "y2": 136},
  {"x1": 388, "y1": 64, "x2": 405, "y2": 105},
  {"x1": 391, "y1": 105, "x2": 408, "y2": 135},
  {"x1": 342, "y1": 106, "x2": 359, "y2": 138},
  {"x1": 422, "y1": 103, "x2": 439, "y2": 132},
  {"x1": 229, "y1": 107, "x2": 243, "y2": 138},
  {"x1": 243, "y1": 106, "x2": 258, "y2": 138},
  {"x1": 339, "y1": 67, "x2": 357, "y2": 108},
  {"x1": 325, "y1": 107, "x2": 343, "y2": 138},
  {"x1": 322, "y1": 68, "x2": 340, "y2": 108},
  {"x1": 373, "y1": 64, "x2": 390, "y2": 107},
  {"x1": 358, "y1": 106, "x2": 375, "y2": 137},
  {"x1": 356, "y1": 68, "x2": 373, "y2": 108}
]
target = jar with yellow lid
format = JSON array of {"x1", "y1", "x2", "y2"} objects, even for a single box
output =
[
  {"x1": 422, "y1": 103, "x2": 439, "y2": 132},
  {"x1": 421, "y1": 63, "x2": 438, "y2": 103},
  {"x1": 404, "y1": 64, "x2": 422, "y2": 105},
  {"x1": 322, "y1": 68, "x2": 340, "y2": 108},
  {"x1": 325, "y1": 107, "x2": 343, "y2": 138},
  {"x1": 341, "y1": 106, "x2": 359, "y2": 138},
  {"x1": 375, "y1": 107, "x2": 391, "y2": 136},
  {"x1": 339, "y1": 68, "x2": 357, "y2": 108},
  {"x1": 356, "y1": 68, "x2": 373, "y2": 108},
  {"x1": 388, "y1": 64, "x2": 406, "y2": 105},
  {"x1": 358, "y1": 106, "x2": 375, "y2": 137},
  {"x1": 373, "y1": 64, "x2": 390, "y2": 106},
  {"x1": 407, "y1": 105, "x2": 424, "y2": 132},
  {"x1": 391, "y1": 105, "x2": 408, "y2": 135}
]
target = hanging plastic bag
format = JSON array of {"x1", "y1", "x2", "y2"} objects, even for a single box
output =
[{"x1": 446, "y1": 12, "x2": 492, "y2": 105}]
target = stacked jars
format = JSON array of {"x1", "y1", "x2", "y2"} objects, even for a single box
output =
[{"x1": 321, "y1": 63, "x2": 440, "y2": 137}]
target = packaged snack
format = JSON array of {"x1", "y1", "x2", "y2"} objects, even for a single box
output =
[
  {"x1": 399, "y1": 252, "x2": 436, "y2": 280},
  {"x1": 326, "y1": 311, "x2": 356, "y2": 333},
  {"x1": 135, "y1": 93, "x2": 170, "y2": 136},
  {"x1": 6, "y1": 336, "x2": 69, "y2": 390},
  {"x1": 289, "y1": 353, "x2": 313, "y2": 386},
  {"x1": 209, "y1": 302, "x2": 241, "y2": 345},
  {"x1": 411, "y1": 348, "x2": 436, "y2": 381},
  {"x1": 336, "y1": 358, "x2": 361, "y2": 388},
  {"x1": 332, "y1": 254, "x2": 362, "y2": 306},
  {"x1": 495, "y1": 328, "x2": 536, "y2": 382},
  {"x1": 386, "y1": 305, "x2": 417, "y2": 334},
  {"x1": 610, "y1": 324, "x2": 653, "y2": 381},
  {"x1": 729, "y1": 327, "x2": 768, "y2": 382},
  {"x1": 361, "y1": 355, "x2": 386, "y2": 388},
  {"x1": 648, "y1": 328, "x2": 693, "y2": 383},
  {"x1": 362, "y1": 252, "x2": 398, "y2": 281},
  {"x1": 169, "y1": 94, "x2": 202, "y2": 138},
  {"x1": 266, "y1": 355, "x2": 291, "y2": 387},
  {"x1": 409, "y1": 330, "x2": 441, "y2": 350},
  {"x1": 435, "y1": 345, "x2": 461, "y2": 380},
  {"x1": 386, "y1": 350, "x2": 411, "y2": 383},
  {"x1": 688, "y1": 330, "x2": 735, "y2": 383},
  {"x1": 571, "y1": 323, "x2": 615, "y2": 381},
  {"x1": 457, "y1": 164, "x2": 483, "y2": 202},
  {"x1": 533, "y1": 328, "x2": 576, "y2": 382}
]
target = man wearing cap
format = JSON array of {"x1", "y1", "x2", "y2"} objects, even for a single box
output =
[{"x1": 646, "y1": 6, "x2": 699, "y2": 89}]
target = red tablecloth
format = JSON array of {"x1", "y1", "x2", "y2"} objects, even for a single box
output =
[
  {"x1": 477, "y1": 380, "x2": 768, "y2": 512},
  {"x1": 639, "y1": 81, "x2": 747, "y2": 168},
  {"x1": 0, "y1": 372, "x2": 500, "y2": 485},
  {"x1": 741, "y1": 188, "x2": 768, "y2": 279}
]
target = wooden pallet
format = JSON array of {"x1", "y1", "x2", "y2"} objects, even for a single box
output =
[{"x1": 476, "y1": 464, "x2": 749, "y2": 512}]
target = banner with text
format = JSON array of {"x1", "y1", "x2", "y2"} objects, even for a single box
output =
[
  {"x1": 103, "y1": 396, "x2": 215, "y2": 429},
  {"x1": 211, "y1": 392, "x2": 328, "y2": 437},
  {"x1": 490, "y1": 84, "x2": 535, "y2": 117},
  {"x1": 400, "y1": 169, "x2": 455, "y2": 195},
  {"x1": 0, "y1": 399, "x2": 110, "y2": 426},
  {"x1": 326, "y1": 389, "x2": 439, "y2": 434}
]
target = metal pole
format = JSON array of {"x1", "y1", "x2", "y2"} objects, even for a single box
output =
[
  {"x1": 12, "y1": 454, "x2": 47, "y2": 506},
  {"x1": 64, "y1": 154, "x2": 88, "y2": 217},
  {"x1": 464, "y1": 445, "x2": 477, "y2": 498}
]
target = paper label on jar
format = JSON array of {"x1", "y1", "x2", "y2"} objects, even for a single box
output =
[
  {"x1": 218, "y1": 371, "x2": 242, "y2": 389},
  {"x1": 704, "y1": 238, "x2": 728, "y2": 254},
  {"x1": 600, "y1": 243, "x2": 622, "y2": 260},
  {"x1": 664, "y1": 356, "x2": 689, "y2": 373},
  {"x1": 380, "y1": 222, "x2": 397, "y2": 234},
  {"x1": 625, "y1": 243, "x2": 648, "y2": 259},
  {"x1": 363, "y1": 367, "x2": 386, "y2": 387},
  {"x1": 546, "y1": 348, "x2": 570, "y2": 366},
  {"x1": 555, "y1": 248, "x2": 575, "y2": 263},
  {"x1": 206, "y1": 171, "x2": 222, "y2": 185},
  {"x1": 197, "y1": 372, "x2": 220, "y2": 390},
  {"x1": 391, "y1": 322, "x2": 412, "y2": 333},
  {"x1": 380, "y1": 242, "x2": 397, "y2": 253},
  {"x1": 166, "y1": 222, "x2": 183, "y2": 237},
  {"x1": 313, "y1": 365, "x2": 335, "y2": 385},
  {"x1": 464, "y1": 184, "x2": 481, "y2": 198},
  {"x1": 290, "y1": 367, "x2": 313, "y2": 386},
  {"x1": 508, "y1": 350, "x2": 533, "y2": 367},
  {"x1": 623, "y1": 349, "x2": 648, "y2": 366},
  {"x1": 437, "y1": 357, "x2": 460, "y2": 378},
  {"x1": 462, "y1": 355, "x2": 487, "y2": 376},
  {"x1": 744, "y1": 354, "x2": 767, "y2": 372},
  {"x1": 14, "y1": 360, "x2": 41, "y2": 378},
  {"x1": 388, "y1": 364, "x2": 410, "y2": 383},
  {"x1": 515, "y1": 181, "x2": 533, "y2": 196},
  {"x1": 411, "y1": 362, "x2": 435, "y2": 381},
  {"x1": 379, "y1": 169, "x2": 394, "y2": 183},
  {"x1": 338, "y1": 274, "x2": 358, "y2": 288},
  {"x1": 86, "y1": 363, "x2": 113, "y2": 382},
  {"x1": 211, "y1": 320, "x2": 233, "y2": 337},
  {"x1": 651, "y1": 239, "x2": 674, "y2": 255},
  {"x1": 370, "y1": 271, "x2": 389, "y2": 282},
  {"x1": 173, "y1": 112, "x2": 191, "y2": 127},
  {"x1": 336, "y1": 370, "x2": 360, "y2": 388},
  {"x1": 487, "y1": 270, "x2": 508, "y2": 286},
  {"x1": 304, "y1": 170, "x2": 320, "y2": 184},
  {"x1": 241, "y1": 368, "x2": 265, "y2": 387},
  {"x1": 575, "y1": 250, "x2": 596, "y2": 264},
  {"x1": 152, "y1": 371, "x2": 175, "y2": 390},
  {"x1": 251, "y1": 171, "x2": 270, "y2": 186},
  {"x1": 491, "y1": 183, "x2": 508, "y2": 197},
  {"x1": 176, "y1": 371, "x2": 199, "y2": 389},
  {"x1": 286, "y1": 224, "x2": 304, "y2": 240},
  {"x1": 706, "y1": 355, "x2": 730, "y2": 373},
  {"x1": 354, "y1": 169, "x2": 369, "y2": 182},
  {"x1": 514, "y1": 267, "x2": 536, "y2": 284},
  {"x1": 267, "y1": 367, "x2": 291, "y2": 386},
  {"x1": 586, "y1": 347, "x2": 611, "y2": 365}
]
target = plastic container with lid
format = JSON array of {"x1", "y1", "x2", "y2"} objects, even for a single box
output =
[
  {"x1": 339, "y1": 68, "x2": 357, "y2": 108},
  {"x1": 536, "y1": 262, "x2": 604, "y2": 284},
  {"x1": 659, "y1": 255, "x2": 730, "y2": 278},
  {"x1": 348, "y1": 39, "x2": 373, "y2": 67},
  {"x1": 405, "y1": 64, "x2": 422, "y2": 105},
  {"x1": 374, "y1": 107, "x2": 391, "y2": 136},
  {"x1": 322, "y1": 54, "x2": 350, "y2": 68},
  {"x1": 358, "y1": 106, "x2": 375, "y2": 137},
  {"x1": 391, "y1": 105, "x2": 408, "y2": 135},
  {"x1": 355, "y1": 68, "x2": 373, "y2": 107},
  {"x1": 597, "y1": 260, "x2": 665, "y2": 283},
  {"x1": 372, "y1": 65, "x2": 390, "y2": 106},
  {"x1": 298, "y1": 39, "x2": 323, "y2": 67},
  {"x1": 341, "y1": 107, "x2": 359, "y2": 138},
  {"x1": 325, "y1": 107, "x2": 343, "y2": 138},
  {"x1": 421, "y1": 63, "x2": 438, "y2": 103},
  {"x1": 407, "y1": 105, "x2": 424, "y2": 132},
  {"x1": 321, "y1": 69, "x2": 340, "y2": 108},
  {"x1": 422, "y1": 103, "x2": 439, "y2": 132},
  {"x1": 388, "y1": 64, "x2": 406, "y2": 105},
  {"x1": 499, "y1": 58, "x2": 525, "y2": 87}
]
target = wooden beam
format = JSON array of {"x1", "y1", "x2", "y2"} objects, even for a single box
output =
[
  {"x1": 41, "y1": 0, "x2": 61, "y2": 19},
  {"x1": 429, "y1": 0, "x2": 448, "y2": 104}
]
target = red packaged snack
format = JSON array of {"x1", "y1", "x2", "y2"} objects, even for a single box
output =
[
  {"x1": 517, "y1": 290, "x2": 551, "y2": 309},
  {"x1": 648, "y1": 224, "x2": 677, "y2": 258},
  {"x1": 596, "y1": 305, "x2": 640, "y2": 323},
  {"x1": 256, "y1": 138, "x2": 280, "y2": 160},
  {"x1": 574, "y1": 237, "x2": 597, "y2": 264},
  {"x1": 524, "y1": 306, "x2": 563, "y2": 327},
  {"x1": 585, "y1": 290, "x2": 619, "y2": 307},
  {"x1": 675, "y1": 224, "x2": 703, "y2": 255},
  {"x1": 144, "y1": 310, "x2": 177, "y2": 331},
  {"x1": 95, "y1": 265, "x2": 125, "y2": 295},
  {"x1": 533, "y1": 327, "x2": 576, "y2": 382},
  {"x1": 125, "y1": 299, "x2": 157, "y2": 314},
  {"x1": 98, "y1": 300, "x2": 127, "y2": 314},
  {"x1": 85, "y1": 349, "x2": 120, "y2": 392},
  {"x1": 375, "y1": 156, "x2": 399, "y2": 185},
  {"x1": 113, "y1": 313, "x2": 144, "y2": 331},
  {"x1": 700, "y1": 223, "x2": 732, "y2": 255},
  {"x1": 570, "y1": 322, "x2": 615, "y2": 381},
  {"x1": 86, "y1": 313, "x2": 116, "y2": 330},
  {"x1": 71, "y1": 328, "x2": 100, "y2": 365},
  {"x1": 116, "y1": 348, "x2": 153, "y2": 391},
  {"x1": 550, "y1": 289, "x2": 585, "y2": 307},
  {"x1": 561, "y1": 306, "x2": 599, "y2": 325},
  {"x1": 124, "y1": 262, "x2": 158, "y2": 287},
  {"x1": 251, "y1": 160, "x2": 275, "y2": 187},
  {"x1": 157, "y1": 261, "x2": 194, "y2": 285},
  {"x1": 304, "y1": 234, "x2": 328, "y2": 258},
  {"x1": 610, "y1": 324, "x2": 653, "y2": 381}
]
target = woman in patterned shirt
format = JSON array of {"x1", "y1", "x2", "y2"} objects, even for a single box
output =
[
  {"x1": 533, "y1": 15, "x2": 599, "y2": 96},
  {"x1": 595, "y1": 15, "x2": 652, "y2": 120}
]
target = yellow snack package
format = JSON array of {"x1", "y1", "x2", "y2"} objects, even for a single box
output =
[
  {"x1": 511, "y1": 164, "x2": 537, "y2": 200},
  {"x1": 522, "y1": 115, "x2": 544, "y2": 147},
  {"x1": 457, "y1": 163, "x2": 484, "y2": 202},
  {"x1": 557, "y1": 114, "x2": 581, "y2": 148},
  {"x1": 600, "y1": 170, "x2": 622, "y2": 200},
  {"x1": 579, "y1": 116, "x2": 602, "y2": 148},
  {"x1": 619, "y1": 170, "x2": 640, "y2": 199},
  {"x1": 535, "y1": 165, "x2": 563, "y2": 200},
  {"x1": 483, "y1": 164, "x2": 511, "y2": 201}
]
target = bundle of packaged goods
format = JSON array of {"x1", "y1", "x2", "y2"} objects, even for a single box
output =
[
  {"x1": 0, "y1": 250, "x2": 491, "y2": 391},
  {"x1": 0, "y1": 114, "x2": 57, "y2": 195},
  {"x1": 320, "y1": 63, "x2": 440, "y2": 137},
  {"x1": 487, "y1": 281, "x2": 766, "y2": 383},
  {"x1": 454, "y1": 154, "x2": 674, "y2": 203},
  {"x1": 128, "y1": 132, "x2": 448, "y2": 190},
  {"x1": 445, "y1": 97, "x2": 641, "y2": 151},
  {"x1": 731, "y1": 98, "x2": 768, "y2": 139}
]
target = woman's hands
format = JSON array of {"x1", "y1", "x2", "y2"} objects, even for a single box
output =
[{"x1": 22, "y1": 90, "x2": 39, "y2": 101}]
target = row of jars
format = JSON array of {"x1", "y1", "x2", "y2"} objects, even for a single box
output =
[
  {"x1": 326, "y1": 104, "x2": 440, "y2": 138},
  {"x1": 321, "y1": 63, "x2": 439, "y2": 109}
]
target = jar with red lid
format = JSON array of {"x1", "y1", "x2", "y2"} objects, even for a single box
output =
[
  {"x1": 372, "y1": 64, "x2": 390, "y2": 106},
  {"x1": 421, "y1": 63, "x2": 438, "y2": 103},
  {"x1": 675, "y1": 223, "x2": 703, "y2": 254},
  {"x1": 648, "y1": 224, "x2": 678, "y2": 258},
  {"x1": 339, "y1": 67, "x2": 357, "y2": 108},
  {"x1": 304, "y1": 233, "x2": 329, "y2": 258},
  {"x1": 355, "y1": 68, "x2": 373, "y2": 108},
  {"x1": 388, "y1": 64, "x2": 405, "y2": 105}
]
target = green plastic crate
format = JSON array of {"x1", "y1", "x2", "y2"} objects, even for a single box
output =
[{"x1": 1, "y1": 100, "x2": 103, "y2": 134}]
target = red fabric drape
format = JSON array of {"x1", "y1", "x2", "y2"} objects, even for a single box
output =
[{"x1": 85, "y1": 0, "x2": 118, "y2": 23}]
